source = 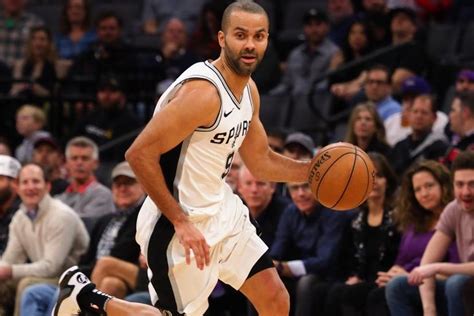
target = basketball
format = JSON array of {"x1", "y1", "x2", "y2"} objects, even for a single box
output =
[{"x1": 308, "y1": 142, "x2": 375, "y2": 211}]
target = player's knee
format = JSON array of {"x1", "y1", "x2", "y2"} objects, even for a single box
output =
[{"x1": 267, "y1": 282, "x2": 290, "y2": 314}]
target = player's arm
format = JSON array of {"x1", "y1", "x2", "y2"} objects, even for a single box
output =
[
  {"x1": 126, "y1": 80, "x2": 220, "y2": 270},
  {"x1": 239, "y1": 80, "x2": 310, "y2": 183},
  {"x1": 408, "y1": 230, "x2": 452, "y2": 315}
]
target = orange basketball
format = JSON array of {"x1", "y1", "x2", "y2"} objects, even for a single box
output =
[{"x1": 308, "y1": 142, "x2": 375, "y2": 211}]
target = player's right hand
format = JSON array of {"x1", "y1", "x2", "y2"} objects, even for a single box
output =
[{"x1": 174, "y1": 221, "x2": 210, "y2": 270}]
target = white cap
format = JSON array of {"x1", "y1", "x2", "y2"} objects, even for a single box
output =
[{"x1": 0, "y1": 155, "x2": 21, "y2": 178}]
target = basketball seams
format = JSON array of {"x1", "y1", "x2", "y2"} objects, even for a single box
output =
[
  {"x1": 316, "y1": 151, "x2": 355, "y2": 202},
  {"x1": 330, "y1": 146, "x2": 358, "y2": 209},
  {"x1": 354, "y1": 153, "x2": 371, "y2": 208}
]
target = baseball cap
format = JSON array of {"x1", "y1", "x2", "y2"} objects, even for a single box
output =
[
  {"x1": 284, "y1": 132, "x2": 315, "y2": 154},
  {"x1": 111, "y1": 161, "x2": 136, "y2": 180},
  {"x1": 0, "y1": 155, "x2": 21, "y2": 179},
  {"x1": 458, "y1": 69, "x2": 474, "y2": 82},
  {"x1": 34, "y1": 136, "x2": 60, "y2": 151},
  {"x1": 303, "y1": 8, "x2": 329, "y2": 24},
  {"x1": 400, "y1": 76, "x2": 431, "y2": 96},
  {"x1": 389, "y1": 6, "x2": 417, "y2": 24},
  {"x1": 98, "y1": 76, "x2": 122, "y2": 91}
]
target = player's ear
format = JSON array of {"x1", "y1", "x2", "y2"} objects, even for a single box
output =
[{"x1": 218, "y1": 30, "x2": 225, "y2": 48}]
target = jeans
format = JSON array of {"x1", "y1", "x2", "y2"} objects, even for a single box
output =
[
  {"x1": 125, "y1": 291, "x2": 152, "y2": 305},
  {"x1": 386, "y1": 274, "x2": 471, "y2": 316},
  {"x1": 20, "y1": 284, "x2": 58, "y2": 316}
]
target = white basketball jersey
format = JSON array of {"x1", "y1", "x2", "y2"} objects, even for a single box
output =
[{"x1": 151, "y1": 61, "x2": 253, "y2": 217}]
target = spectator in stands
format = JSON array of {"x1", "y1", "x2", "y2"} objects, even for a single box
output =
[
  {"x1": 9, "y1": 26, "x2": 57, "y2": 99},
  {"x1": 267, "y1": 129, "x2": 286, "y2": 154},
  {"x1": 0, "y1": 163, "x2": 89, "y2": 316},
  {"x1": 270, "y1": 8, "x2": 340, "y2": 96},
  {"x1": 57, "y1": 136, "x2": 114, "y2": 232},
  {"x1": 344, "y1": 102, "x2": 391, "y2": 156},
  {"x1": 361, "y1": 0, "x2": 391, "y2": 48},
  {"x1": 31, "y1": 136, "x2": 68, "y2": 195},
  {"x1": 0, "y1": 0, "x2": 43, "y2": 66},
  {"x1": 442, "y1": 92, "x2": 474, "y2": 166},
  {"x1": 71, "y1": 76, "x2": 141, "y2": 164},
  {"x1": 385, "y1": 76, "x2": 448, "y2": 146},
  {"x1": 238, "y1": 164, "x2": 289, "y2": 248},
  {"x1": 189, "y1": 1, "x2": 224, "y2": 61},
  {"x1": 386, "y1": 151, "x2": 474, "y2": 316},
  {"x1": 19, "y1": 161, "x2": 145, "y2": 315},
  {"x1": 332, "y1": 6, "x2": 423, "y2": 100},
  {"x1": 282, "y1": 132, "x2": 314, "y2": 160},
  {"x1": 155, "y1": 18, "x2": 199, "y2": 95},
  {"x1": 323, "y1": 152, "x2": 399, "y2": 316},
  {"x1": 141, "y1": 0, "x2": 208, "y2": 35},
  {"x1": 225, "y1": 152, "x2": 242, "y2": 194},
  {"x1": 375, "y1": 160, "x2": 459, "y2": 316},
  {"x1": 364, "y1": 64, "x2": 401, "y2": 120},
  {"x1": 271, "y1": 180, "x2": 354, "y2": 316},
  {"x1": 55, "y1": 0, "x2": 96, "y2": 60},
  {"x1": 327, "y1": 0, "x2": 356, "y2": 47},
  {"x1": 443, "y1": 69, "x2": 474, "y2": 114},
  {"x1": 391, "y1": 94, "x2": 449, "y2": 174},
  {"x1": 0, "y1": 155, "x2": 20, "y2": 256},
  {"x1": 67, "y1": 11, "x2": 135, "y2": 97},
  {"x1": 329, "y1": 19, "x2": 374, "y2": 81},
  {"x1": 385, "y1": 7, "x2": 425, "y2": 92},
  {"x1": 14, "y1": 104, "x2": 51, "y2": 164}
]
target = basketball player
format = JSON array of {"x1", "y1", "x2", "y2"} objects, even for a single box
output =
[{"x1": 52, "y1": 1, "x2": 311, "y2": 315}]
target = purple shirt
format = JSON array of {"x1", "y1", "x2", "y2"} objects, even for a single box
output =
[
  {"x1": 437, "y1": 200, "x2": 474, "y2": 262},
  {"x1": 395, "y1": 225, "x2": 459, "y2": 272}
]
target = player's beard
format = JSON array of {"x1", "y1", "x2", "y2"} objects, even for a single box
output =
[
  {"x1": 0, "y1": 187, "x2": 12, "y2": 206},
  {"x1": 223, "y1": 45, "x2": 261, "y2": 76}
]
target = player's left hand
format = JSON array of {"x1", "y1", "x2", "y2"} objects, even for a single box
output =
[{"x1": 408, "y1": 264, "x2": 439, "y2": 285}]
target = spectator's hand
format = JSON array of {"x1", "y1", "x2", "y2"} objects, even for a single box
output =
[
  {"x1": 345, "y1": 275, "x2": 362, "y2": 285},
  {"x1": 408, "y1": 264, "x2": 440, "y2": 285},
  {"x1": 174, "y1": 220, "x2": 210, "y2": 270},
  {"x1": 376, "y1": 265, "x2": 408, "y2": 287}
]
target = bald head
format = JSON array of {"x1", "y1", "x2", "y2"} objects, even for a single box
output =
[{"x1": 221, "y1": 0, "x2": 269, "y2": 32}]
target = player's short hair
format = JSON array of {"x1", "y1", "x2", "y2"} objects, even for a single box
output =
[
  {"x1": 221, "y1": 0, "x2": 268, "y2": 32},
  {"x1": 65, "y1": 136, "x2": 99, "y2": 160}
]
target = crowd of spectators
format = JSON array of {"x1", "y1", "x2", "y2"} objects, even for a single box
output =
[{"x1": 0, "y1": 0, "x2": 474, "y2": 315}]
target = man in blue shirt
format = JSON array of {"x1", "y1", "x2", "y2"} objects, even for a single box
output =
[
  {"x1": 270, "y1": 182, "x2": 354, "y2": 316},
  {"x1": 364, "y1": 64, "x2": 401, "y2": 121}
]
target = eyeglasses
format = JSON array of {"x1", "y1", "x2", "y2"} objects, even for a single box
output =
[
  {"x1": 287, "y1": 183, "x2": 311, "y2": 193},
  {"x1": 366, "y1": 79, "x2": 388, "y2": 85},
  {"x1": 457, "y1": 78, "x2": 474, "y2": 84}
]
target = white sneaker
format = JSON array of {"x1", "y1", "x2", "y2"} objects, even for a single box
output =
[{"x1": 51, "y1": 266, "x2": 92, "y2": 316}]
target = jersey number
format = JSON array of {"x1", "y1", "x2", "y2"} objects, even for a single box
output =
[{"x1": 221, "y1": 152, "x2": 235, "y2": 179}]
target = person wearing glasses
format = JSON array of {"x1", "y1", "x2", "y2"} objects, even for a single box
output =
[
  {"x1": 363, "y1": 64, "x2": 401, "y2": 121},
  {"x1": 270, "y1": 180, "x2": 354, "y2": 316}
]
